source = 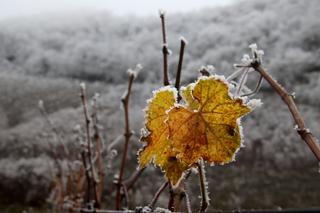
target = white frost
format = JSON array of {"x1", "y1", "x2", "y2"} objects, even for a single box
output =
[
  {"x1": 158, "y1": 9, "x2": 166, "y2": 17},
  {"x1": 127, "y1": 63, "x2": 142, "y2": 78},
  {"x1": 38, "y1": 99, "x2": 44, "y2": 109},
  {"x1": 249, "y1": 43, "x2": 258, "y2": 50},
  {"x1": 180, "y1": 36, "x2": 188, "y2": 45},
  {"x1": 247, "y1": 99, "x2": 263, "y2": 109},
  {"x1": 80, "y1": 82, "x2": 86, "y2": 90}
]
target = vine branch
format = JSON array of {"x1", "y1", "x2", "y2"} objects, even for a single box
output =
[
  {"x1": 175, "y1": 37, "x2": 187, "y2": 101},
  {"x1": 251, "y1": 61, "x2": 320, "y2": 161},
  {"x1": 148, "y1": 181, "x2": 169, "y2": 209},
  {"x1": 80, "y1": 83, "x2": 99, "y2": 206},
  {"x1": 91, "y1": 94, "x2": 105, "y2": 208},
  {"x1": 122, "y1": 167, "x2": 146, "y2": 190},
  {"x1": 160, "y1": 10, "x2": 170, "y2": 86},
  {"x1": 115, "y1": 68, "x2": 137, "y2": 209}
]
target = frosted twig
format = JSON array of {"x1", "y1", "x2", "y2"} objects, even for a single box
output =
[
  {"x1": 80, "y1": 83, "x2": 98, "y2": 206},
  {"x1": 241, "y1": 74, "x2": 263, "y2": 97},
  {"x1": 197, "y1": 159, "x2": 210, "y2": 212},
  {"x1": 160, "y1": 10, "x2": 170, "y2": 86},
  {"x1": 239, "y1": 44, "x2": 320, "y2": 161},
  {"x1": 175, "y1": 37, "x2": 187, "y2": 101},
  {"x1": 91, "y1": 94, "x2": 105, "y2": 207},
  {"x1": 235, "y1": 68, "x2": 249, "y2": 97},
  {"x1": 148, "y1": 181, "x2": 169, "y2": 209},
  {"x1": 122, "y1": 167, "x2": 146, "y2": 190},
  {"x1": 38, "y1": 100, "x2": 69, "y2": 157},
  {"x1": 121, "y1": 183, "x2": 129, "y2": 207},
  {"x1": 115, "y1": 67, "x2": 137, "y2": 210}
]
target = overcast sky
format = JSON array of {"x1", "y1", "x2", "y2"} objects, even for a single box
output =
[{"x1": 0, "y1": 0, "x2": 236, "y2": 20}]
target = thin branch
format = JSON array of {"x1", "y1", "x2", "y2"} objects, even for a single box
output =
[
  {"x1": 241, "y1": 74, "x2": 263, "y2": 97},
  {"x1": 121, "y1": 183, "x2": 129, "y2": 207},
  {"x1": 197, "y1": 159, "x2": 209, "y2": 212},
  {"x1": 107, "y1": 135, "x2": 123, "y2": 152},
  {"x1": 175, "y1": 37, "x2": 187, "y2": 101},
  {"x1": 251, "y1": 61, "x2": 320, "y2": 161},
  {"x1": 123, "y1": 167, "x2": 146, "y2": 190},
  {"x1": 148, "y1": 181, "x2": 169, "y2": 209},
  {"x1": 81, "y1": 151, "x2": 92, "y2": 204},
  {"x1": 38, "y1": 100, "x2": 69, "y2": 157},
  {"x1": 115, "y1": 71, "x2": 135, "y2": 210},
  {"x1": 227, "y1": 67, "x2": 245, "y2": 81},
  {"x1": 235, "y1": 68, "x2": 249, "y2": 97},
  {"x1": 80, "y1": 83, "x2": 98, "y2": 206},
  {"x1": 91, "y1": 94, "x2": 105, "y2": 208},
  {"x1": 160, "y1": 10, "x2": 170, "y2": 86}
]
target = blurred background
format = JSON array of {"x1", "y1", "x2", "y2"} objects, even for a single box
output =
[{"x1": 0, "y1": 0, "x2": 319, "y2": 212}]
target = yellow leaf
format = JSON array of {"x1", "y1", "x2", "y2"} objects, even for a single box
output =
[
  {"x1": 139, "y1": 75, "x2": 255, "y2": 184},
  {"x1": 138, "y1": 87, "x2": 188, "y2": 184},
  {"x1": 168, "y1": 76, "x2": 251, "y2": 165}
]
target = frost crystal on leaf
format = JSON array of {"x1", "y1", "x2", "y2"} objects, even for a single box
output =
[
  {"x1": 207, "y1": 65, "x2": 215, "y2": 72},
  {"x1": 247, "y1": 99, "x2": 263, "y2": 109}
]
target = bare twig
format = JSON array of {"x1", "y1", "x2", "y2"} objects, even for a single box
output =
[
  {"x1": 80, "y1": 83, "x2": 99, "y2": 206},
  {"x1": 121, "y1": 183, "x2": 129, "y2": 207},
  {"x1": 235, "y1": 68, "x2": 249, "y2": 97},
  {"x1": 175, "y1": 37, "x2": 187, "y2": 101},
  {"x1": 197, "y1": 159, "x2": 209, "y2": 212},
  {"x1": 115, "y1": 70, "x2": 136, "y2": 210},
  {"x1": 91, "y1": 94, "x2": 105, "y2": 208},
  {"x1": 122, "y1": 167, "x2": 146, "y2": 190},
  {"x1": 160, "y1": 10, "x2": 170, "y2": 86},
  {"x1": 251, "y1": 61, "x2": 320, "y2": 161},
  {"x1": 38, "y1": 100, "x2": 69, "y2": 157},
  {"x1": 148, "y1": 181, "x2": 169, "y2": 209},
  {"x1": 81, "y1": 151, "x2": 92, "y2": 204},
  {"x1": 241, "y1": 74, "x2": 263, "y2": 97}
]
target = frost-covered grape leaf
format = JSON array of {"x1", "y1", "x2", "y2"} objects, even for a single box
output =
[
  {"x1": 138, "y1": 75, "x2": 255, "y2": 184},
  {"x1": 138, "y1": 87, "x2": 188, "y2": 185},
  {"x1": 169, "y1": 76, "x2": 252, "y2": 165}
]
